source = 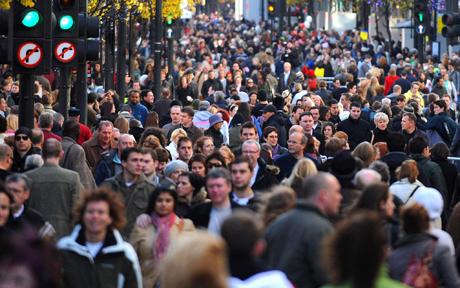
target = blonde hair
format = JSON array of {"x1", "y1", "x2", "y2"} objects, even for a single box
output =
[
  {"x1": 160, "y1": 232, "x2": 229, "y2": 288},
  {"x1": 352, "y1": 142, "x2": 376, "y2": 168},
  {"x1": 170, "y1": 128, "x2": 188, "y2": 144},
  {"x1": 282, "y1": 158, "x2": 318, "y2": 189},
  {"x1": 6, "y1": 114, "x2": 18, "y2": 131},
  {"x1": 219, "y1": 146, "x2": 235, "y2": 166}
]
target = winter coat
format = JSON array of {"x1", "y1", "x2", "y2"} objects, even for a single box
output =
[
  {"x1": 101, "y1": 174, "x2": 155, "y2": 238},
  {"x1": 425, "y1": 112, "x2": 457, "y2": 146},
  {"x1": 58, "y1": 225, "x2": 142, "y2": 288},
  {"x1": 129, "y1": 215, "x2": 195, "y2": 288},
  {"x1": 263, "y1": 112, "x2": 288, "y2": 147},
  {"x1": 252, "y1": 159, "x2": 279, "y2": 192},
  {"x1": 388, "y1": 233, "x2": 460, "y2": 288},
  {"x1": 337, "y1": 117, "x2": 372, "y2": 150},
  {"x1": 26, "y1": 163, "x2": 82, "y2": 238},
  {"x1": 410, "y1": 154, "x2": 448, "y2": 199},
  {"x1": 380, "y1": 152, "x2": 409, "y2": 184},
  {"x1": 205, "y1": 126, "x2": 224, "y2": 148},
  {"x1": 61, "y1": 136, "x2": 96, "y2": 190},
  {"x1": 264, "y1": 202, "x2": 333, "y2": 288},
  {"x1": 167, "y1": 124, "x2": 204, "y2": 143},
  {"x1": 82, "y1": 135, "x2": 110, "y2": 173},
  {"x1": 175, "y1": 188, "x2": 209, "y2": 218},
  {"x1": 130, "y1": 103, "x2": 149, "y2": 125},
  {"x1": 94, "y1": 149, "x2": 122, "y2": 185}
]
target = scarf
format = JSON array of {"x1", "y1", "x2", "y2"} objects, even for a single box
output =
[{"x1": 151, "y1": 213, "x2": 176, "y2": 261}]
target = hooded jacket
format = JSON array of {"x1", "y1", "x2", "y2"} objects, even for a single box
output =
[{"x1": 58, "y1": 225, "x2": 142, "y2": 288}]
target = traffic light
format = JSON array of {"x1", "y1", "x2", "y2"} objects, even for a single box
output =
[
  {"x1": 165, "y1": 14, "x2": 174, "y2": 26},
  {"x1": 53, "y1": 0, "x2": 79, "y2": 38},
  {"x1": 11, "y1": 0, "x2": 52, "y2": 74},
  {"x1": 442, "y1": 13, "x2": 460, "y2": 42},
  {"x1": 414, "y1": 0, "x2": 430, "y2": 35},
  {"x1": 267, "y1": 1, "x2": 275, "y2": 18},
  {"x1": 79, "y1": 14, "x2": 100, "y2": 62}
]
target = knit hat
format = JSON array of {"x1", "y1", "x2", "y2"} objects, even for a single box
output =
[
  {"x1": 164, "y1": 160, "x2": 189, "y2": 177},
  {"x1": 410, "y1": 187, "x2": 444, "y2": 220},
  {"x1": 209, "y1": 115, "x2": 223, "y2": 127},
  {"x1": 15, "y1": 126, "x2": 32, "y2": 139}
]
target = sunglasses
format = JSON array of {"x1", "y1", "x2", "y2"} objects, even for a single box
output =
[{"x1": 15, "y1": 135, "x2": 29, "y2": 141}]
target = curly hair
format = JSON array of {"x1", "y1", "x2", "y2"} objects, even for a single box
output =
[{"x1": 73, "y1": 187, "x2": 126, "y2": 230}]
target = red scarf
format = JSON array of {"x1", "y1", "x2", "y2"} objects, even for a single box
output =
[{"x1": 151, "y1": 213, "x2": 176, "y2": 261}]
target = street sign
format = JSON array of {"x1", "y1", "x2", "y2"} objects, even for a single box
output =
[
  {"x1": 17, "y1": 41, "x2": 43, "y2": 68},
  {"x1": 54, "y1": 41, "x2": 76, "y2": 63},
  {"x1": 417, "y1": 24, "x2": 426, "y2": 34}
]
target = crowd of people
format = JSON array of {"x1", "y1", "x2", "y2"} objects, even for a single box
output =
[{"x1": 2, "y1": 9, "x2": 460, "y2": 288}]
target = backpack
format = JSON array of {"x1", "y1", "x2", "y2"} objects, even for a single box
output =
[{"x1": 402, "y1": 241, "x2": 438, "y2": 288}]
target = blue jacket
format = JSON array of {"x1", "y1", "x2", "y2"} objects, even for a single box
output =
[
  {"x1": 130, "y1": 103, "x2": 149, "y2": 125},
  {"x1": 425, "y1": 112, "x2": 457, "y2": 146}
]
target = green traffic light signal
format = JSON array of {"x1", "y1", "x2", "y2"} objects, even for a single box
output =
[
  {"x1": 59, "y1": 15, "x2": 74, "y2": 30},
  {"x1": 21, "y1": 10, "x2": 41, "y2": 28},
  {"x1": 166, "y1": 15, "x2": 173, "y2": 26},
  {"x1": 418, "y1": 12, "x2": 424, "y2": 23}
]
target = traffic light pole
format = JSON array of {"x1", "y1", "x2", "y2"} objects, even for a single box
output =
[
  {"x1": 116, "y1": 6, "x2": 127, "y2": 98},
  {"x1": 104, "y1": 18, "x2": 115, "y2": 90},
  {"x1": 76, "y1": 63, "x2": 87, "y2": 124},
  {"x1": 18, "y1": 74, "x2": 35, "y2": 129},
  {"x1": 59, "y1": 67, "x2": 71, "y2": 119},
  {"x1": 153, "y1": 0, "x2": 163, "y2": 101}
]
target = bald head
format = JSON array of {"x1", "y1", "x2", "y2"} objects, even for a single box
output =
[
  {"x1": 42, "y1": 138, "x2": 62, "y2": 159},
  {"x1": 301, "y1": 172, "x2": 342, "y2": 216}
]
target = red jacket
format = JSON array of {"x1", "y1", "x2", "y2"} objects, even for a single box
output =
[{"x1": 384, "y1": 75, "x2": 399, "y2": 96}]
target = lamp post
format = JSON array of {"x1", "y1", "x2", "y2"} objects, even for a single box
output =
[{"x1": 153, "y1": 0, "x2": 163, "y2": 101}]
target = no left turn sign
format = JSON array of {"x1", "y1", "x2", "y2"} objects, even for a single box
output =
[
  {"x1": 17, "y1": 42, "x2": 43, "y2": 68},
  {"x1": 54, "y1": 41, "x2": 76, "y2": 63}
]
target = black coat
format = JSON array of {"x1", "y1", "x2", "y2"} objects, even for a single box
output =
[
  {"x1": 186, "y1": 200, "x2": 242, "y2": 229},
  {"x1": 263, "y1": 112, "x2": 288, "y2": 147},
  {"x1": 337, "y1": 117, "x2": 372, "y2": 149},
  {"x1": 252, "y1": 159, "x2": 279, "y2": 192},
  {"x1": 380, "y1": 152, "x2": 409, "y2": 184}
]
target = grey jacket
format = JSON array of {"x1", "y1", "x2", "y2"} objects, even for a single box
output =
[
  {"x1": 61, "y1": 137, "x2": 96, "y2": 190},
  {"x1": 264, "y1": 202, "x2": 333, "y2": 288},
  {"x1": 26, "y1": 163, "x2": 83, "y2": 239},
  {"x1": 388, "y1": 233, "x2": 460, "y2": 288}
]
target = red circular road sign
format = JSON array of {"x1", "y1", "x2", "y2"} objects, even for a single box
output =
[
  {"x1": 17, "y1": 42, "x2": 43, "y2": 68},
  {"x1": 54, "y1": 41, "x2": 76, "y2": 63}
]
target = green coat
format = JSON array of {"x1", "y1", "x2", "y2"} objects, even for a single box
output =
[
  {"x1": 101, "y1": 173, "x2": 155, "y2": 238},
  {"x1": 26, "y1": 163, "x2": 82, "y2": 239}
]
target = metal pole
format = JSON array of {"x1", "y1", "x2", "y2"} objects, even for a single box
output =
[
  {"x1": 59, "y1": 67, "x2": 71, "y2": 120},
  {"x1": 104, "y1": 18, "x2": 115, "y2": 90},
  {"x1": 18, "y1": 74, "x2": 35, "y2": 129},
  {"x1": 261, "y1": 0, "x2": 264, "y2": 22},
  {"x1": 76, "y1": 63, "x2": 88, "y2": 124},
  {"x1": 153, "y1": 0, "x2": 163, "y2": 101},
  {"x1": 116, "y1": 7, "x2": 127, "y2": 99},
  {"x1": 277, "y1": 0, "x2": 284, "y2": 36}
]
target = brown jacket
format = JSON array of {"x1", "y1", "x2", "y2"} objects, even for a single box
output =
[
  {"x1": 82, "y1": 135, "x2": 108, "y2": 173},
  {"x1": 129, "y1": 215, "x2": 195, "y2": 288}
]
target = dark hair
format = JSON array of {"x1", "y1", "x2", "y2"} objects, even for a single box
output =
[
  {"x1": 120, "y1": 147, "x2": 142, "y2": 162},
  {"x1": 408, "y1": 136, "x2": 428, "y2": 154},
  {"x1": 73, "y1": 187, "x2": 126, "y2": 230},
  {"x1": 350, "y1": 101, "x2": 362, "y2": 109},
  {"x1": 140, "y1": 89, "x2": 153, "y2": 99},
  {"x1": 292, "y1": 105, "x2": 304, "y2": 114},
  {"x1": 181, "y1": 106, "x2": 195, "y2": 118},
  {"x1": 178, "y1": 171, "x2": 205, "y2": 196},
  {"x1": 263, "y1": 126, "x2": 279, "y2": 139},
  {"x1": 401, "y1": 203, "x2": 430, "y2": 234},
  {"x1": 62, "y1": 119, "x2": 80, "y2": 140},
  {"x1": 177, "y1": 136, "x2": 192, "y2": 149},
  {"x1": 324, "y1": 211, "x2": 387, "y2": 288},
  {"x1": 322, "y1": 122, "x2": 336, "y2": 135},
  {"x1": 237, "y1": 102, "x2": 252, "y2": 122},
  {"x1": 299, "y1": 111, "x2": 313, "y2": 121},
  {"x1": 100, "y1": 101, "x2": 114, "y2": 118},
  {"x1": 146, "y1": 186, "x2": 178, "y2": 215},
  {"x1": 386, "y1": 133, "x2": 405, "y2": 152},
  {"x1": 141, "y1": 147, "x2": 158, "y2": 161},
  {"x1": 221, "y1": 210, "x2": 262, "y2": 257},
  {"x1": 230, "y1": 155, "x2": 253, "y2": 173},
  {"x1": 430, "y1": 142, "x2": 450, "y2": 160},
  {"x1": 353, "y1": 183, "x2": 390, "y2": 218},
  {"x1": 189, "y1": 153, "x2": 207, "y2": 169},
  {"x1": 433, "y1": 99, "x2": 447, "y2": 111},
  {"x1": 154, "y1": 147, "x2": 171, "y2": 162},
  {"x1": 240, "y1": 121, "x2": 257, "y2": 135},
  {"x1": 206, "y1": 152, "x2": 226, "y2": 169},
  {"x1": 402, "y1": 112, "x2": 416, "y2": 123},
  {"x1": 0, "y1": 116, "x2": 7, "y2": 133}
]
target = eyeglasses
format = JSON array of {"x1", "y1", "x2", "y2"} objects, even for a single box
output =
[{"x1": 15, "y1": 135, "x2": 29, "y2": 141}]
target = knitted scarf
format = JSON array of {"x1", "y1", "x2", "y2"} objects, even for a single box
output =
[{"x1": 151, "y1": 213, "x2": 176, "y2": 261}]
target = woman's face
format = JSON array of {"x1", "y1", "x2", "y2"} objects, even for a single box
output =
[
  {"x1": 202, "y1": 139, "x2": 215, "y2": 157},
  {"x1": 155, "y1": 192, "x2": 175, "y2": 217},
  {"x1": 169, "y1": 170, "x2": 184, "y2": 182},
  {"x1": 191, "y1": 161, "x2": 206, "y2": 177},
  {"x1": 177, "y1": 176, "x2": 194, "y2": 198},
  {"x1": 0, "y1": 192, "x2": 10, "y2": 226},
  {"x1": 83, "y1": 200, "x2": 112, "y2": 236},
  {"x1": 376, "y1": 119, "x2": 388, "y2": 130},
  {"x1": 323, "y1": 126, "x2": 333, "y2": 138},
  {"x1": 266, "y1": 131, "x2": 279, "y2": 146}
]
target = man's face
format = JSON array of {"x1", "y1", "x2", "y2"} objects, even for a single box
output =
[
  {"x1": 132, "y1": 82, "x2": 141, "y2": 90},
  {"x1": 283, "y1": 63, "x2": 291, "y2": 73},
  {"x1": 14, "y1": 134, "x2": 31, "y2": 153},
  {"x1": 170, "y1": 106, "x2": 181, "y2": 124},
  {"x1": 118, "y1": 135, "x2": 135, "y2": 151},
  {"x1": 433, "y1": 104, "x2": 444, "y2": 115},
  {"x1": 262, "y1": 111, "x2": 274, "y2": 121},
  {"x1": 350, "y1": 106, "x2": 361, "y2": 120},
  {"x1": 401, "y1": 116, "x2": 414, "y2": 132},
  {"x1": 143, "y1": 91, "x2": 154, "y2": 104},
  {"x1": 293, "y1": 108, "x2": 304, "y2": 121},
  {"x1": 288, "y1": 133, "x2": 303, "y2": 155},
  {"x1": 142, "y1": 153, "x2": 157, "y2": 177},
  {"x1": 349, "y1": 85, "x2": 357, "y2": 94},
  {"x1": 208, "y1": 71, "x2": 215, "y2": 79},
  {"x1": 242, "y1": 143, "x2": 260, "y2": 168},
  {"x1": 6, "y1": 180, "x2": 29, "y2": 210},
  {"x1": 310, "y1": 108, "x2": 319, "y2": 123},
  {"x1": 411, "y1": 84, "x2": 419, "y2": 94},
  {"x1": 396, "y1": 98, "x2": 405, "y2": 109},
  {"x1": 322, "y1": 176, "x2": 342, "y2": 216},
  {"x1": 299, "y1": 115, "x2": 314, "y2": 133},
  {"x1": 129, "y1": 92, "x2": 140, "y2": 104},
  {"x1": 98, "y1": 125, "x2": 113, "y2": 145},
  {"x1": 178, "y1": 140, "x2": 193, "y2": 162},
  {"x1": 241, "y1": 128, "x2": 257, "y2": 142},
  {"x1": 330, "y1": 104, "x2": 339, "y2": 116},
  {"x1": 11, "y1": 84, "x2": 19, "y2": 94},
  {"x1": 181, "y1": 112, "x2": 192, "y2": 126},
  {"x1": 207, "y1": 177, "x2": 231, "y2": 205},
  {"x1": 0, "y1": 98, "x2": 8, "y2": 112},
  {"x1": 122, "y1": 152, "x2": 144, "y2": 176},
  {"x1": 231, "y1": 162, "x2": 252, "y2": 190}
]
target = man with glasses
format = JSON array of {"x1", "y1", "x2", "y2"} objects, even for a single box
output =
[
  {"x1": 12, "y1": 127, "x2": 41, "y2": 173},
  {"x1": 242, "y1": 140, "x2": 278, "y2": 191}
]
